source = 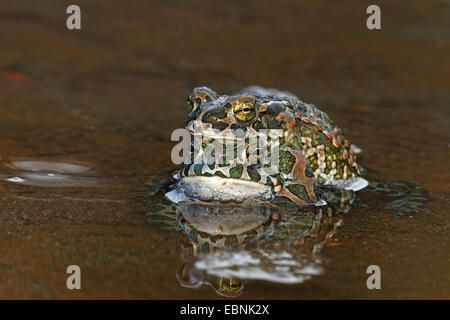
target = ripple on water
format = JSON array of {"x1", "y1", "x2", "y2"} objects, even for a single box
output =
[{"x1": 1, "y1": 158, "x2": 100, "y2": 187}]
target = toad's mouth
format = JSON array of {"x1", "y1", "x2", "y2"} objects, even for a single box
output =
[
  {"x1": 165, "y1": 176, "x2": 274, "y2": 204},
  {"x1": 192, "y1": 132, "x2": 241, "y2": 142}
]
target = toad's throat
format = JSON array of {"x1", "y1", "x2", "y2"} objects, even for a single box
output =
[{"x1": 165, "y1": 176, "x2": 273, "y2": 204}]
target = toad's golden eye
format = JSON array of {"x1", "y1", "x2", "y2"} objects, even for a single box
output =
[{"x1": 233, "y1": 101, "x2": 257, "y2": 122}]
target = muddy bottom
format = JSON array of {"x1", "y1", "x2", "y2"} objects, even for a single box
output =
[{"x1": 0, "y1": 0, "x2": 448, "y2": 299}]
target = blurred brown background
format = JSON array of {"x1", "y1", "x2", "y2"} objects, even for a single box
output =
[{"x1": 0, "y1": 0, "x2": 448, "y2": 299}]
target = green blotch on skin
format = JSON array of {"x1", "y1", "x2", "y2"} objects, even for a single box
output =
[
  {"x1": 211, "y1": 122, "x2": 229, "y2": 131},
  {"x1": 229, "y1": 164, "x2": 243, "y2": 179},
  {"x1": 304, "y1": 164, "x2": 314, "y2": 178},
  {"x1": 202, "y1": 108, "x2": 229, "y2": 131},
  {"x1": 325, "y1": 158, "x2": 332, "y2": 174},
  {"x1": 279, "y1": 150, "x2": 296, "y2": 174},
  {"x1": 334, "y1": 161, "x2": 345, "y2": 179},
  {"x1": 247, "y1": 166, "x2": 261, "y2": 182},
  {"x1": 274, "y1": 173, "x2": 284, "y2": 185},
  {"x1": 203, "y1": 108, "x2": 227, "y2": 119},
  {"x1": 287, "y1": 136, "x2": 302, "y2": 150},
  {"x1": 286, "y1": 183, "x2": 310, "y2": 201},
  {"x1": 308, "y1": 154, "x2": 318, "y2": 172},
  {"x1": 311, "y1": 138, "x2": 319, "y2": 147},
  {"x1": 266, "y1": 172, "x2": 284, "y2": 186},
  {"x1": 227, "y1": 146, "x2": 239, "y2": 161},
  {"x1": 214, "y1": 171, "x2": 226, "y2": 178},
  {"x1": 266, "y1": 173, "x2": 284, "y2": 186},
  {"x1": 265, "y1": 176, "x2": 274, "y2": 187},
  {"x1": 224, "y1": 102, "x2": 233, "y2": 113},
  {"x1": 230, "y1": 123, "x2": 248, "y2": 133},
  {"x1": 193, "y1": 164, "x2": 203, "y2": 175}
]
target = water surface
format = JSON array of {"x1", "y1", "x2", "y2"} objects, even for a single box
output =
[{"x1": 0, "y1": 0, "x2": 448, "y2": 299}]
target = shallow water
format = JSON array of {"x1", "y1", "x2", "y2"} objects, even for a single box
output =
[{"x1": 0, "y1": 0, "x2": 448, "y2": 299}]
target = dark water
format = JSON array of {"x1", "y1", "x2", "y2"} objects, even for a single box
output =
[{"x1": 0, "y1": 0, "x2": 448, "y2": 298}]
